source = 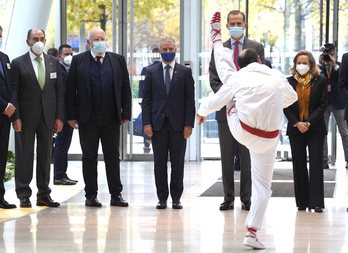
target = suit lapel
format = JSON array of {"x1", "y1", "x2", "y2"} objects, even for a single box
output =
[{"x1": 23, "y1": 52, "x2": 41, "y2": 88}]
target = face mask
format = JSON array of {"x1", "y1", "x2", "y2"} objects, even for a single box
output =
[
  {"x1": 31, "y1": 41, "x2": 45, "y2": 55},
  {"x1": 161, "y1": 52, "x2": 176, "y2": 63},
  {"x1": 92, "y1": 41, "x2": 107, "y2": 53},
  {"x1": 296, "y1": 64, "x2": 310, "y2": 76},
  {"x1": 0, "y1": 38, "x2": 2, "y2": 48},
  {"x1": 63, "y1": 55, "x2": 73, "y2": 65},
  {"x1": 229, "y1": 27, "x2": 244, "y2": 38}
]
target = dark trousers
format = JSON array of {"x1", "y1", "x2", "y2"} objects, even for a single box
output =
[
  {"x1": 152, "y1": 117, "x2": 187, "y2": 201},
  {"x1": 289, "y1": 132, "x2": 325, "y2": 208},
  {"x1": 217, "y1": 120, "x2": 251, "y2": 202},
  {"x1": 15, "y1": 114, "x2": 53, "y2": 199},
  {"x1": 78, "y1": 112, "x2": 123, "y2": 199},
  {"x1": 53, "y1": 122, "x2": 73, "y2": 180},
  {"x1": 0, "y1": 116, "x2": 10, "y2": 198}
]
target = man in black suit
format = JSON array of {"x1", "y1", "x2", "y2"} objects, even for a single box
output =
[
  {"x1": 142, "y1": 36, "x2": 195, "y2": 209},
  {"x1": 66, "y1": 28, "x2": 132, "y2": 208},
  {"x1": 53, "y1": 44, "x2": 77, "y2": 185},
  {"x1": 209, "y1": 10, "x2": 265, "y2": 211},
  {"x1": 12, "y1": 28, "x2": 64, "y2": 208},
  {"x1": 0, "y1": 25, "x2": 17, "y2": 209}
]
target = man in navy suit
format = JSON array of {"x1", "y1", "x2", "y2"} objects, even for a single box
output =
[
  {"x1": 53, "y1": 44, "x2": 77, "y2": 185},
  {"x1": 12, "y1": 28, "x2": 64, "y2": 208},
  {"x1": 66, "y1": 28, "x2": 132, "y2": 207},
  {"x1": 0, "y1": 25, "x2": 17, "y2": 209},
  {"x1": 142, "y1": 36, "x2": 195, "y2": 209}
]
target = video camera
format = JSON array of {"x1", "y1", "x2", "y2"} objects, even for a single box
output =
[{"x1": 319, "y1": 45, "x2": 332, "y2": 62}]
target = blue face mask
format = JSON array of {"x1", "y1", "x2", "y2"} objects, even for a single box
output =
[
  {"x1": 229, "y1": 27, "x2": 244, "y2": 38},
  {"x1": 161, "y1": 52, "x2": 176, "y2": 63},
  {"x1": 92, "y1": 41, "x2": 107, "y2": 53}
]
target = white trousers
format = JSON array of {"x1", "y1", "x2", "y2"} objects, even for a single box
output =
[{"x1": 227, "y1": 107, "x2": 278, "y2": 230}]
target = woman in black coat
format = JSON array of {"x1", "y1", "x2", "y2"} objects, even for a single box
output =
[{"x1": 284, "y1": 50, "x2": 328, "y2": 213}]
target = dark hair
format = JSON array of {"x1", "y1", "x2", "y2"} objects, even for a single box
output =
[
  {"x1": 237, "y1": 48, "x2": 258, "y2": 69},
  {"x1": 227, "y1": 10, "x2": 246, "y2": 23},
  {"x1": 323, "y1": 43, "x2": 335, "y2": 52},
  {"x1": 27, "y1": 29, "x2": 46, "y2": 40},
  {"x1": 58, "y1": 44, "x2": 72, "y2": 54},
  {"x1": 47, "y1": 48, "x2": 58, "y2": 57}
]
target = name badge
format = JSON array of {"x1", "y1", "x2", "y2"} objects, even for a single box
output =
[
  {"x1": 6, "y1": 63, "x2": 11, "y2": 69},
  {"x1": 50, "y1": 72, "x2": 57, "y2": 79}
]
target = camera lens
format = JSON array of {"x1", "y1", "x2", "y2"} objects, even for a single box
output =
[{"x1": 323, "y1": 53, "x2": 331, "y2": 62}]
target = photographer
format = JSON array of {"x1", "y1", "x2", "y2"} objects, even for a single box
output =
[{"x1": 319, "y1": 43, "x2": 348, "y2": 169}]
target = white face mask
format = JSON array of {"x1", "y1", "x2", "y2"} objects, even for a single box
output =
[
  {"x1": 296, "y1": 64, "x2": 310, "y2": 76},
  {"x1": 63, "y1": 55, "x2": 73, "y2": 65},
  {"x1": 31, "y1": 41, "x2": 45, "y2": 55}
]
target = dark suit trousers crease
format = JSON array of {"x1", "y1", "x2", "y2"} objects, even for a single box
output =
[
  {"x1": 218, "y1": 121, "x2": 251, "y2": 202},
  {"x1": 289, "y1": 133, "x2": 325, "y2": 208},
  {"x1": 54, "y1": 121, "x2": 74, "y2": 180},
  {"x1": 78, "y1": 112, "x2": 123, "y2": 198},
  {"x1": 0, "y1": 117, "x2": 10, "y2": 197},
  {"x1": 15, "y1": 113, "x2": 53, "y2": 199},
  {"x1": 152, "y1": 117, "x2": 186, "y2": 201}
]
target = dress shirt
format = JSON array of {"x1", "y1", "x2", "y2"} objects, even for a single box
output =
[
  {"x1": 29, "y1": 50, "x2": 45, "y2": 80},
  {"x1": 90, "y1": 50, "x2": 106, "y2": 64},
  {"x1": 161, "y1": 61, "x2": 175, "y2": 83}
]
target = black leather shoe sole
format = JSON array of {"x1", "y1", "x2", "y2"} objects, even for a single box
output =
[
  {"x1": 110, "y1": 201, "x2": 129, "y2": 207},
  {"x1": 220, "y1": 202, "x2": 234, "y2": 210}
]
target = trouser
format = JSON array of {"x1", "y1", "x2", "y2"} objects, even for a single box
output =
[{"x1": 227, "y1": 108, "x2": 279, "y2": 230}]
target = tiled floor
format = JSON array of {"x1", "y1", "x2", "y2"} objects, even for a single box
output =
[{"x1": 0, "y1": 158, "x2": 347, "y2": 252}]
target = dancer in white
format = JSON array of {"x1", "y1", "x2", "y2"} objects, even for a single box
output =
[{"x1": 197, "y1": 12, "x2": 298, "y2": 249}]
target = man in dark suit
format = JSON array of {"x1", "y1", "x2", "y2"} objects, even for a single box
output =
[
  {"x1": 142, "y1": 36, "x2": 195, "y2": 209},
  {"x1": 138, "y1": 47, "x2": 160, "y2": 153},
  {"x1": 53, "y1": 44, "x2": 77, "y2": 185},
  {"x1": 209, "y1": 10, "x2": 264, "y2": 211},
  {"x1": 12, "y1": 28, "x2": 64, "y2": 208},
  {"x1": 66, "y1": 28, "x2": 131, "y2": 208},
  {"x1": 339, "y1": 52, "x2": 348, "y2": 148},
  {"x1": 0, "y1": 25, "x2": 17, "y2": 209}
]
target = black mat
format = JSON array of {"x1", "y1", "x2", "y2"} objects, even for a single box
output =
[{"x1": 202, "y1": 169, "x2": 336, "y2": 198}]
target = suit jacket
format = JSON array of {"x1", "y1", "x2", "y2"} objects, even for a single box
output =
[
  {"x1": 142, "y1": 62, "x2": 195, "y2": 131},
  {"x1": 0, "y1": 51, "x2": 17, "y2": 116},
  {"x1": 320, "y1": 62, "x2": 344, "y2": 109},
  {"x1": 209, "y1": 37, "x2": 265, "y2": 121},
  {"x1": 338, "y1": 52, "x2": 348, "y2": 120},
  {"x1": 284, "y1": 75, "x2": 328, "y2": 136},
  {"x1": 66, "y1": 51, "x2": 131, "y2": 124},
  {"x1": 12, "y1": 52, "x2": 64, "y2": 129},
  {"x1": 139, "y1": 60, "x2": 161, "y2": 99}
]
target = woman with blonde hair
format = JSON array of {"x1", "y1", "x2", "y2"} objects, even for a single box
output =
[{"x1": 284, "y1": 50, "x2": 328, "y2": 213}]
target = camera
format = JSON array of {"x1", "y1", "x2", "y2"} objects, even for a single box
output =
[{"x1": 319, "y1": 45, "x2": 332, "y2": 62}]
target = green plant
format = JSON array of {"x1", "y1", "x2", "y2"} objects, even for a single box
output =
[{"x1": 4, "y1": 151, "x2": 15, "y2": 182}]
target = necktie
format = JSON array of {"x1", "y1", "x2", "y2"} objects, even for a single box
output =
[
  {"x1": 96, "y1": 56, "x2": 102, "y2": 66},
  {"x1": 35, "y1": 56, "x2": 45, "y2": 89},
  {"x1": 233, "y1": 41, "x2": 240, "y2": 70},
  {"x1": 0, "y1": 61, "x2": 4, "y2": 78},
  {"x1": 165, "y1": 65, "x2": 171, "y2": 94}
]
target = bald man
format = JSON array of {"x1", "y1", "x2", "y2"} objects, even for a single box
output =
[{"x1": 66, "y1": 28, "x2": 132, "y2": 207}]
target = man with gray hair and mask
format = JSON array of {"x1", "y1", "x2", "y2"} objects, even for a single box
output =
[
  {"x1": 197, "y1": 12, "x2": 298, "y2": 249},
  {"x1": 66, "y1": 28, "x2": 131, "y2": 208},
  {"x1": 12, "y1": 28, "x2": 64, "y2": 208}
]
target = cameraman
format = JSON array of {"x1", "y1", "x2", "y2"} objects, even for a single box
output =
[{"x1": 319, "y1": 43, "x2": 348, "y2": 169}]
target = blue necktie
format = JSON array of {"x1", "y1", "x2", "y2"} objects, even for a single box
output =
[
  {"x1": 165, "y1": 65, "x2": 171, "y2": 94},
  {"x1": 0, "y1": 61, "x2": 4, "y2": 78}
]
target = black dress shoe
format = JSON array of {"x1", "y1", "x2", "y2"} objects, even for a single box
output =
[
  {"x1": 54, "y1": 178, "x2": 76, "y2": 185},
  {"x1": 220, "y1": 201, "x2": 234, "y2": 210},
  {"x1": 156, "y1": 200, "x2": 167, "y2": 209},
  {"x1": 172, "y1": 200, "x2": 183, "y2": 209},
  {"x1": 85, "y1": 197, "x2": 102, "y2": 207},
  {"x1": 37, "y1": 196, "x2": 60, "y2": 207},
  {"x1": 110, "y1": 195, "x2": 129, "y2": 207},
  {"x1": 67, "y1": 177, "x2": 78, "y2": 183},
  {"x1": 314, "y1": 207, "x2": 323, "y2": 213},
  {"x1": 298, "y1": 207, "x2": 307, "y2": 211},
  {"x1": 241, "y1": 201, "x2": 251, "y2": 211},
  {"x1": 0, "y1": 199, "x2": 17, "y2": 209},
  {"x1": 20, "y1": 197, "x2": 32, "y2": 208}
]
